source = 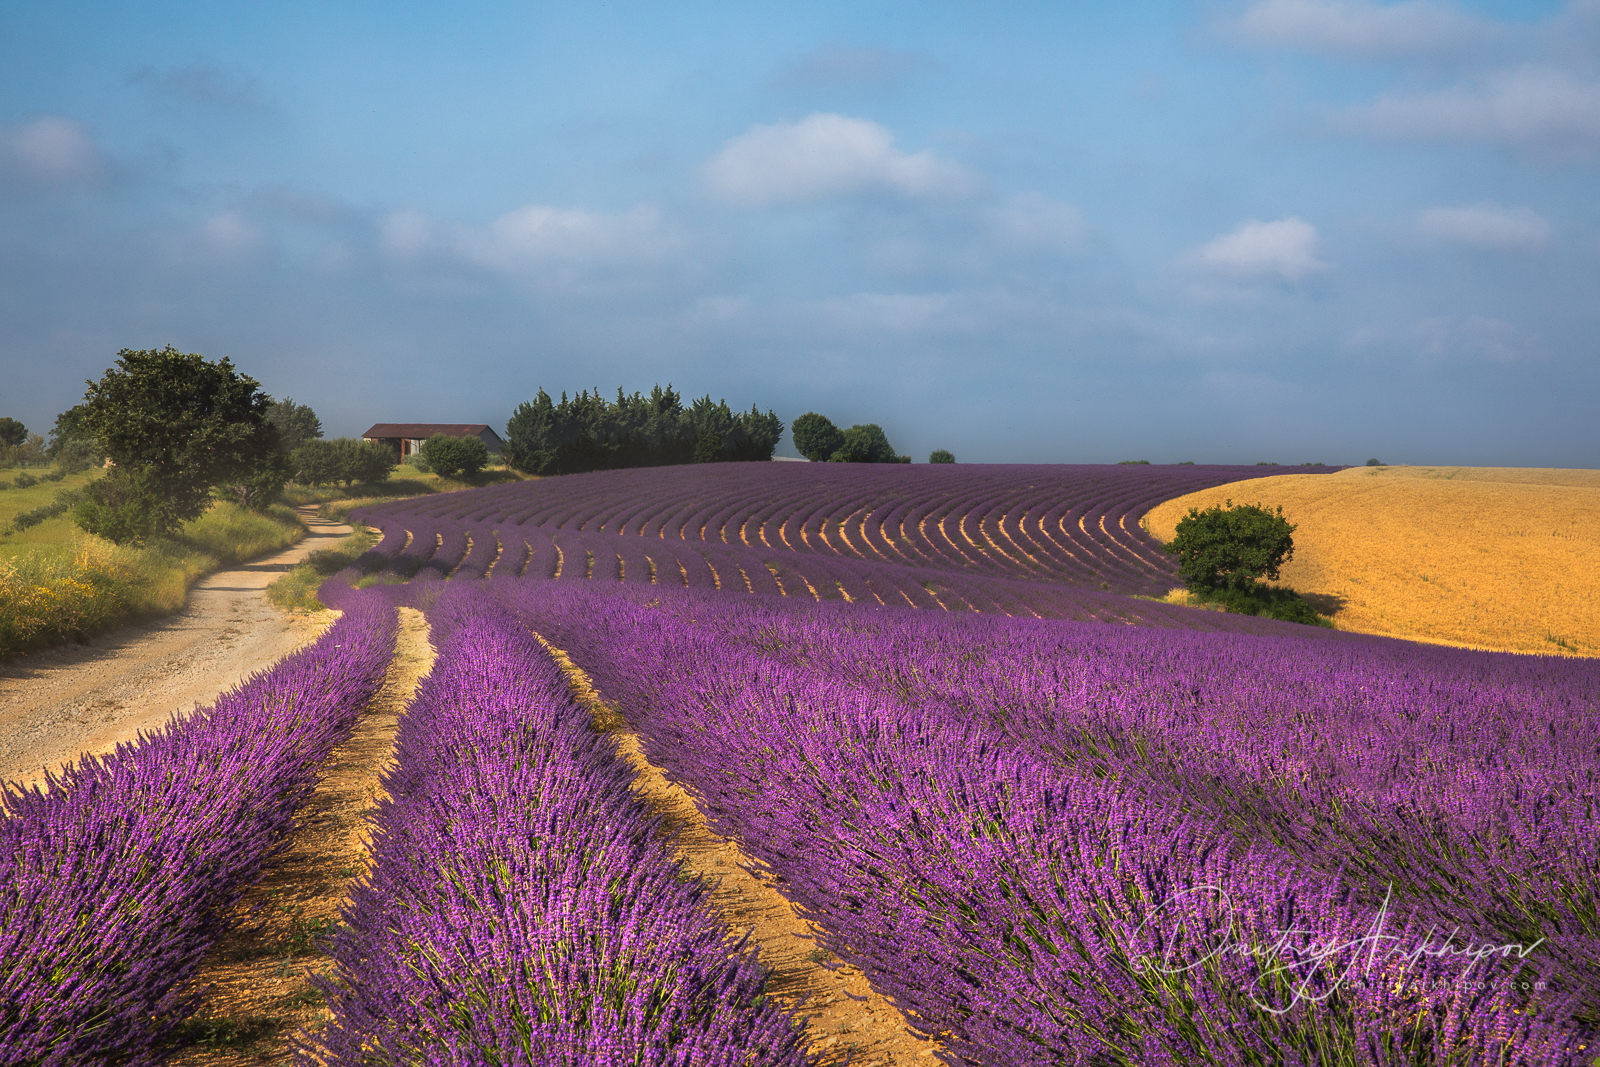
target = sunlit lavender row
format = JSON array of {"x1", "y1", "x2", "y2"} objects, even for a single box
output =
[
  {"x1": 305, "y1": 589, "x2": 813, "y2": 1066},
  {"x1": 488, "y1": 581, "x2": 1598, "y2": 1065},
  {"x1": 0, "y1": 599, "x2": 397, "y2": 1067}
]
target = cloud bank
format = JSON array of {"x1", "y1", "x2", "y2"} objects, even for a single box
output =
[
  {"x1": 1416, "y1": 203, "x2": 1550, "y2": 251},
  {"x1": 701, "y1": 113, "x2": 978, "y2": 207},
  {"x1": 1188, "y1": 217, "x2": 1330, "y2": 283},
  {"x1": 0, "y1": 116, "x2": 104, "y2": 191}
]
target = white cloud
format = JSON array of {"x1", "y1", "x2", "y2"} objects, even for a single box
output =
[
  {"x1": 986, "y1": 192, "x2": 1088, "y2": 251},
  {"x1": 380, "y1": 203, "x2": 677, "y2": 276},
  {"x1": 1234, "y1": 0, "x2": 1497, "y2": 57},
  {"x1": 1415, "y1": 202, "x2": 1550, "y2": 251},
  {"x1": 701, "y1": 113, "x2": 978, "y2": 207},
  {"x1": 1187, "y1": 217, "x2": 1330, "y2": 283},
  {"x1": 1335, "y1": 68, "x2": 1600, "y2": 150},
  {"x1": 0, "y1": 116, "x2": 104, "y2": 190},
  {"x1": 1415, "y1": 314, "x2": 1540, "y2": 362},
  {"x1": 201, "y1": 211, "x2": 263, "y2": 255}
]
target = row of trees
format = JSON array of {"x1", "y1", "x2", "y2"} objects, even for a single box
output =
[{"x1": 503, "y1": 385, "x2": 784, "y2": 476}]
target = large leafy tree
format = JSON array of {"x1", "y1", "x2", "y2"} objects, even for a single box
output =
[
  {"x1": 265, "y1": 397, "x2": 323, "y2": 452},
  {"x1": 0, "y1": 417, "x2": 27, "y2": 447},
  {"x1": 75, "y1": 346, "x2": 280, "y2": 541},
  {"x1": 421, "y1": 433, "x2": 489, "y2": 479},
  {"x1": 791, "y1": 412, "x2": 843, "y2": 462},
  {"x1": 1163, "y1": 500, "x2": 1297, "y2": 593}
]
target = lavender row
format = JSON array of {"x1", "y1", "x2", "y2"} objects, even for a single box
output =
[
  {"x1": 306, "y1": 586, "x2": 811, "y2": 1067},
  {"x1": 606, "y1": 588, "x2": 1600, "y2": 963},
  {"x1": 356, "y1": 462, "x2": 1331, "y2": 595},
  {"x1": 0, "y1": 598, "x2": 398, "y2": 1067},
  {"x1": 498, "y1": 583, "x2": 1596, "y2": 1065},
  {"x1": 351, "y1": 507, "x2": 1353, "y2": 637}
]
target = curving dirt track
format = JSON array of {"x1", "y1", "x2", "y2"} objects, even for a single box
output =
[{"x1": 0, "y1": 507, "x2": 352, "y2": 790}]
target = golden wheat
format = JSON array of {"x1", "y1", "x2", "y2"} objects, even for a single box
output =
[{"x1": 1143, "y1": 465, "x2": 1600, "y2": 656}]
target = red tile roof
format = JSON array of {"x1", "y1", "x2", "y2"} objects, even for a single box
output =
[{"x1": 361, "y1": 424, "x2": 498, "y2": 439}]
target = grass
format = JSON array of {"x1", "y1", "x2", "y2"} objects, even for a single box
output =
[
  {"x1": 265, "y1": 527, "x2": 377, "y2": 612},
  {"x1": 1145, "y1": 465, "x2": 1600, "y2": 655},
  {"x1": 280, "y1": 463, "x2": 523, "y2": 510},
  {"x1": 1, "y1": 468, "x2": 306, "y2": 656}
]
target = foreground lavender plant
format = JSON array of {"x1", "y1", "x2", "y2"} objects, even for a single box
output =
[
  {"x1": 306, "y1": 589, "x2": 811, "y2": 1067},
  {"x1": 499, "y1": 582, "x2": 1598, "y2": 1066},
  {"x1": 0, "y1": 598, "x2": 397, "y2": 1067}
]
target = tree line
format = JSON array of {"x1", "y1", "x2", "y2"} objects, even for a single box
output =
[{"x1": 503, "y1": 385, "x2": 784, "y2": 476}]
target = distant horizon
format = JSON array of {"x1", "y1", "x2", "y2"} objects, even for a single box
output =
[{"x1": 3, "y1": 1, "x2": 1596, "y2": 467}]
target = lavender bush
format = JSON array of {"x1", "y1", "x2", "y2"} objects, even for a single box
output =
[
  {"x1": 496, "y1": 583, "x2": 1598, "y2": 1066},
  {"x1": 0, "y1": 598, "x2": 397, "y2": 1066},
  {"x1": 306, "y1": 587, "x2": 812, "y2": 1067}
]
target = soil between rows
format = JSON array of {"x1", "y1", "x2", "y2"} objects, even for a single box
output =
[
  {"x1": 171, "y1": 607, "x2": 433, "y2": 1066},
  {"x1": 541, "y1": 640, "x2": 940, "y2": 1066}
]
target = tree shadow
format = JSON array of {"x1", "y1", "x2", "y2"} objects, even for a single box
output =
[{"x1": 1299, "y1": 591, "x2": 1347, "y2": 618}]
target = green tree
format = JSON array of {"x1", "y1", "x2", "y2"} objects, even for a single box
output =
[
  {"x1": 265, "y1": 398, "x2": 323, "y2": 453},
  {"x1": 693, "y1": 431, "x2": 726, "y2": 463},
  {"x1": 421, "y1": 433, "x2": 489, "y2": 479},
  {"x1": 0, "y1": 417, "x2": 26, "y2": 447},
  {"x1": 928, "y1": 449, "x2": 955, "y2": 464},
  {"x1": 73, "y1": 468, "x2": 179, "y2": 544},
  {"x1": 1163, "y1": 499, "x2": 1297, "y2": 594},
  {"x1": 291, "y1": 440, "x2": 342, "y2": 487},
  {"x1": 831, "y1": 423, "x2": 903, "y2": 463},
  {"x1": 46, "y1": 405, "x2": 103, "y2": 471},
  {"x1": 75, "y1": 346, "x2": 279, "y2": 541},
  {"x1": 792, "y1": 412, "x2": 844, "y2": 462},
  {"x1": 349, "y1": 439, "x2": 398, "y2": 484}
]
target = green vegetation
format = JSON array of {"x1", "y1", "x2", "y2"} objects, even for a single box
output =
[
  {"x1": 1117, "y1": 459, "x2": 1150, "y2": 465},
  {"x1": 793, "y1": 412, "x2": 909, "y2": 463},
  {"x1": 504, "y1": 383, "x2": 784, "y2": 475},
  {"x1": 793, "y1": 413, "x2": 845, "y2": 462},
  {"x1": 265, "y1": 397, "x2": 323, "y2": 452},
  {"x1": 0, "y1": 417, "x2": 27, "y2": 447},
  {"x1": 75, "y1": 346, "x2": 287, "y2": 542},
  {"x1": 291, "y1": 437, "x2": 397, "y2": 487},
  {"x1": 1, "y1": 476, "x2": 304, "y2": 655},
  {"x1": 266, "y1": 527, "x2": 377, "y2": 612},
  {"x1": 420, "y1": 433, "x2": 488, "y2": 479},
  {"x1": 1366, "y1": 457, "x2": 1385, "y2": 467},
  {"x1": 928, "y1": 449, "x2": 955, "y2": 464},
  {"x1": 1163, "y1": 499, "x2": 1330, "y2": 627}
]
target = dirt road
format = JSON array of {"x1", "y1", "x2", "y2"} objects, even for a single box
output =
[{"x1": 0, "y1": 507, "x2": 353, "y2": 790}]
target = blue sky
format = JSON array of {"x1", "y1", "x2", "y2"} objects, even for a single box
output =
[{"x1": 1, "y1": 0, "x2": 1596, "y2": 465}]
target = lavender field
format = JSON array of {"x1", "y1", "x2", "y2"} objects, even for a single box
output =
[{"x1": 5, "y1": 463, "x2": 1597, "y2": 1065}]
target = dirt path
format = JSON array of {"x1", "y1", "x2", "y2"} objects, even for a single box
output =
[
  {"x1": 542, "y1": 641, "x2": 939, "y2": 1067},
  {"x1": 0, "y1": 506, "x2": 351, "y2": 789},
  {"x1": 171, "y1": 607, "x2": 432, "y2": 1065}
]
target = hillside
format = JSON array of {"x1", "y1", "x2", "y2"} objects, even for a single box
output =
[{"x1": 1144, "y1": 465, "x2": 1600, "y2": 655}]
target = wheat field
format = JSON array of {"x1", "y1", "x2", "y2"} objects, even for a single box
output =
[{"x1": 1143, "y1": 465, "x2": 1600, "y2": 656}]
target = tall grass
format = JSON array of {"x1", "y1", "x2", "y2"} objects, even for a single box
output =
[{"x1": 0, "y1": 503, "x2": 305, "y2": 657}]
